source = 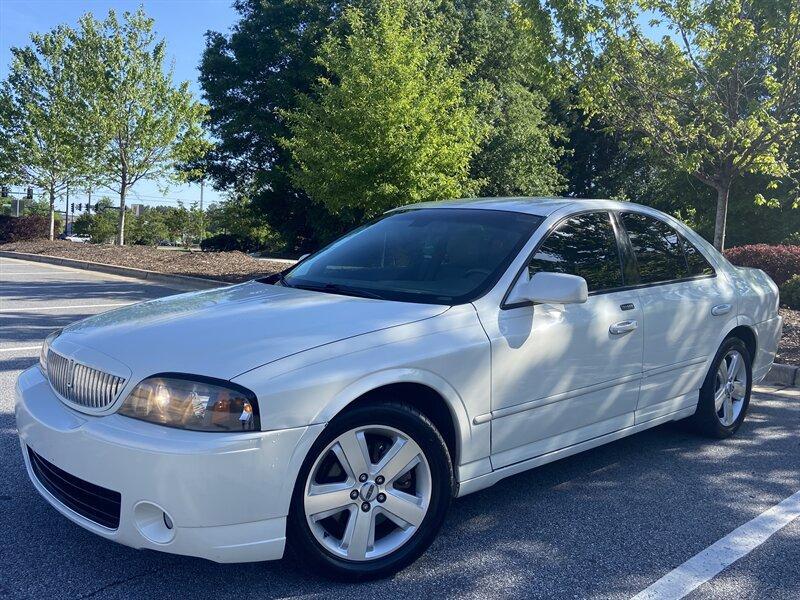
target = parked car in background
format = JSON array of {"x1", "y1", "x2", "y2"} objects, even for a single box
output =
[
  {"x1": 17, "y1": 197, "x2": 782, "y2": 580},
  {"x1": 60, "y1": 233, "x2": 90, "y2": 243}
]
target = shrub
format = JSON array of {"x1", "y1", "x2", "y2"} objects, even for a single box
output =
[
  {"x1": 780, "y1": 275, "x2": 800, "y2": 309},
  {"x1": 783, "y1": 232, "x2": 800, "y2": 245},
  {"x1": 200, "y1": 233, "x2": 260, "y2": 252},
  {"x1": 724, "y1": 244, "x2": 800, "y2": 286},
  {"x1": 0, "y1": 214, "x2": 51, "y2": 243}
]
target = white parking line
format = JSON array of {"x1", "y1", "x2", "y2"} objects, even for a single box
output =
[
  {"x1": 0, "y1": 345, "x2": 41, "y2": 353},
  {"x1": 1, "y1": 272, "x2": 82, "y2": 275},
  {"x1": 632, "y1": 489, "x2": 800, "y2": 600},
  {"x1": 0, "y1": 303, "x2": 133, "y2": 313}
]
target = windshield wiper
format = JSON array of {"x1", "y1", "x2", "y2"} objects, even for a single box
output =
[{"x1": 293, "y1": 282, "x2": 385, "y2": 300}]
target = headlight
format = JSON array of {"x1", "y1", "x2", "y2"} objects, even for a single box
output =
[
  {"x1": 39, "y1": 330, "x2": 61, "y2": 373},
  {"x1": 118, "y1": 375, "x2": 260, "y2": 432}
]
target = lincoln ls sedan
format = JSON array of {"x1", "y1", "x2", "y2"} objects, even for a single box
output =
[{"x1": 16, "y1": 197, "x2": 782, "y2": 580}]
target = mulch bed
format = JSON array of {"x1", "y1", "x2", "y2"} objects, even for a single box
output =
[
  {"x1": 778, "y1": 308, "x2": 800, "y2": 367},
  {"x1": 4, "y1": 240, "x2": 800, "y2": 366},
  {"x1": 0, "y1": 240, "x2": 286, "y2": 283}
]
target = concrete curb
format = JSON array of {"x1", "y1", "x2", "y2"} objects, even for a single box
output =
[
  {"x1": 0, "y1": 250, "x2": 230, "y2": 290},
  {"x1": 763, "y1": 363, "x2": 799, "y2": 387}
]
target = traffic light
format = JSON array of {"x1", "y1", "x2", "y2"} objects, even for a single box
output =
[
  {"x1": 1, "y1": 186, "x2": 7, "y2": 198},
  {"x1": 77, "y1": 203, "x2": 83, "y2": 211},
  {"x1": 26, "y1": 186, "x2": 33, "y2": 200},
  {"x1": 86, "y1": 202, "x2": 92, "y2": 212},
  {"x1": 71, "y1": 203, "x2": 75, "y2": 213}
]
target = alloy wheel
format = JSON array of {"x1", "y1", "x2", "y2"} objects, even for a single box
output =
[
  {"x1": 714, "y1": 349, "x2": 748, "y2": 426},
  {"x1": 303, "y1": 425, "x2": 432, "y2": 562}
]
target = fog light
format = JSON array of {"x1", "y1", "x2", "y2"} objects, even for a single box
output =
[{"x1": 133, "y1": 501, "x2": 175, "y2": 544}]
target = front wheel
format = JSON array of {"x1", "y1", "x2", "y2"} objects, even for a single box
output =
[
  {"x1": 690, "y1": 337, "x2": 752, "y2": 438},
  {"x1": 287, "y1": 401, "x2": 453, "y2": 580}
]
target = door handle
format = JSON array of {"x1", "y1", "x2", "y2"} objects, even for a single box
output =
[
  {"x1": 609, "y1": 320, "x2": 638, "y2": 335},
  {"x1": 711, "y1": 304, "x2": 732, "y2": 316}
]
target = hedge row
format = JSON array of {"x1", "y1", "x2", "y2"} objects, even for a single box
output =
[
  {"x1": 724, "y1": 244, "x2": 800, "y2": 286},
  {"x1": 0, "y1": 215, "x2": 50, "y2": 243}
]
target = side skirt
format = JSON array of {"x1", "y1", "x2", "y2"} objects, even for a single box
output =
[{"x1": 456, "y1": 405, "x2": 696, "y2": 498}]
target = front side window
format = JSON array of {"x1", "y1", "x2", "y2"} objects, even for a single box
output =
[
  {"x1": 282, "y1": 208, "x2": 543, "y2": 305},
  {"x1": 620, "y1": 212, "x2": 689, "y2": 284},
  {"x1": 527, "y1": 212, "x2": 624, "y2": 293}
]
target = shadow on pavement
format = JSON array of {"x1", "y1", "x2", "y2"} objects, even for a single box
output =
[{"x1": 0, "y1": 392, "x2": 797, "y2": 600}]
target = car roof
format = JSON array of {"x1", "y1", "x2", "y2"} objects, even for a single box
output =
[{"x1": 398, "y1": 196, "x2": 642, "y2": 217}]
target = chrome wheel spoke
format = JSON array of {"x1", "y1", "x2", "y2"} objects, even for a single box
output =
[
  {"x1": 342, "y1": 507, "x2": 374, "y2": 560},
  {"x1": 727, "y1": 353, "x2": 741, "y2": 383},
  {"x1": 336, "y1": 430, "x2": 371, "y2": 479},
  {"x1": 306, "y1": 483, "x2": 354, "y2": 520},
  {"x1": 722, "y1": 395, "x2": 734, "y2": 425},
  {"x1": 732, "y1": 381, "x2": 746, "y2": 399},
  {"x1": 382, "y1": 490, "x2": 426, "y2": 528},
  {"x1": 376, "y1": 438, "x2": 422, "y2": 483},
  {"x1": 714, "y1": 385, "x2": 727, "y2": 411}
]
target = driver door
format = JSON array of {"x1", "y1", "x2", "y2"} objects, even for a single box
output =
[{"x1": 478, "y1": 211, "x2": 644, "y2": 469}]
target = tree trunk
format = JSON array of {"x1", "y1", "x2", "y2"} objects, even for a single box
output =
[
  {"x1": 48, "y1": 187, "x2": 56, "y2": 241},
  {"x1": 712, "y1": 184, "x2": 730, "y2": 251},
  {"x1": 117, "y1": 181, "x2": 126, "y2": 246}
]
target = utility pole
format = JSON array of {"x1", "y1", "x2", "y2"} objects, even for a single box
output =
[{"x1": 65, "y1": 183, "x2": 70, "y2": 235}]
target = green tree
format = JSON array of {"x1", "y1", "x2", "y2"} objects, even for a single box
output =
[
  {"x1": 206, "y1": 195, "x2": 284, "y2": 251},
  {"x1": 281, "y1": 0, "x2": 483, "y2": 222},
  {"x1": 73, "y1": 8, "x2": 208, "y2": 245},
  {"x1": 582, "y1": 0, "x2": 800, "y2": 250},
  {"x1": 0, "y1": 25, "x2": 94, "y2": 239},
  {"x1": 127, "y1": 206, "x2": 169, "y2": 246},
  {"x1": 72, "y1": 212, "x2": 93, "y2": 236},
  {"x1": 199, "y1": 0, "x2": 347, "y2": 252},
  {"x1": 454, "y1": 0, "x2": 568, "y2": 196},
  {"x1": 88, "y1": 198, "x2": 119, "y2": 243}
]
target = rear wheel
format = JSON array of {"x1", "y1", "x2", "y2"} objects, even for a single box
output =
[
  {"x1": 691, "y1": 337, "x2": 752, "y2": 438},
  {"x1": 288, "y1": 402, "x2": 453, "y2": 580}
]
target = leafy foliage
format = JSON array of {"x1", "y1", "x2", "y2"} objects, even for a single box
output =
[
  {"x1": 582, "y1": 0, "x2": 800, "y2": 249},
  {"x1": 0, "y1": 215, "x2": 51, "y2": 243},
  {"x1": 455, "y1": 0, "x2": 568, "y2": 196},
  {"x1": 280, "y1": 0, "x2": 483, "y2": 223},
  {"x1": 0, "y1": 25, "x2": 95, "y2": 239},
  {"x1": 72, "y1": 8, "x2": 209, "y2": 244},
  {"x1": 780, "y1": 274, "x2": 800, "y2": 309},
  {"x1": 200, "y1": 233, "x2": 261, "y2": 252},
  {"x1": 724, "y1": 244, "x2": 800, "y2": 285}
]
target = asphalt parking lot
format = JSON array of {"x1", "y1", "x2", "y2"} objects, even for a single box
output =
[{"x1": 1, "y1": 255, "x2": 798, "y2": 600}]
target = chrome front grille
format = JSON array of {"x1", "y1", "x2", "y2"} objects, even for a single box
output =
[{"x1": 46, "y1": 350, "x2": 126, "y2": 409}]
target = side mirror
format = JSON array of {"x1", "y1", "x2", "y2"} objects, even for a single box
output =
[{"x1": 506, "y1": 271, "x2": 588, "y2": 305}]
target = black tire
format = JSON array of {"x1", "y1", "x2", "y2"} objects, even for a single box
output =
[
  {"x1": 287, "y1": 401, "x2": 453, "y2": 581},
  {"x1": 690, "y1": 337, "x2": 752, "y2": 438}
]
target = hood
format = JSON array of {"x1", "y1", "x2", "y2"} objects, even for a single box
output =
[{"x1": 57, "y1": 281, "x2": 448, "y2": 380}]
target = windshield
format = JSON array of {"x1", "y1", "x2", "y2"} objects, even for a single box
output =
[{"x1": 281, "y1": 208, "x2": 543, "y2": 305}]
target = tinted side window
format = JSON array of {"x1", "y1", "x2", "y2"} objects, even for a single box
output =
[
  {"x1": 621, "y1": 213, "x2": 688, "y2": 284},
  {"x1": 528, "y1": 212, "x2": 623, "y2": 292},
  {"x1": 682, "y1": 237, "x2": 715, "y2": 276}
]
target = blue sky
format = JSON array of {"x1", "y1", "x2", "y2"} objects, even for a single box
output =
[{"x1": 0, "y1": 0, "x2": 240, "y2": 210}]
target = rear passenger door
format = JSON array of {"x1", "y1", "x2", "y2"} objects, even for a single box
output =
[{"x1": 618, "y1": 212, "x2": 736, "y2": 422}]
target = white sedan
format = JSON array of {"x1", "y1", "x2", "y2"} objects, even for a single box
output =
[{"x1": 16, "y1": 198, "x2": 782, "y2": 580}]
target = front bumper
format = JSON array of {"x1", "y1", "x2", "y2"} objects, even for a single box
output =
[{"x1": 15, "y1": 366, "x2": 324, "y2": 563}]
